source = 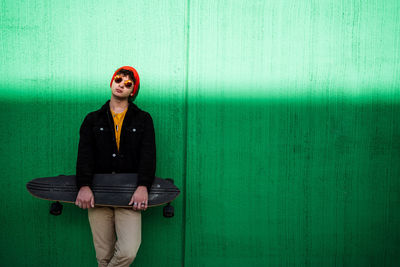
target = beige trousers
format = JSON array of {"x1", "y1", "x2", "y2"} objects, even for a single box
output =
[{"x1": 88, "y1": 207, "x2": 141, "y2": 267}]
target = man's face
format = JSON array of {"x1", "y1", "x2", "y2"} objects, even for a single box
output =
[{"x1": 110, "y1": 74, "x2": 134, "y2": 100}]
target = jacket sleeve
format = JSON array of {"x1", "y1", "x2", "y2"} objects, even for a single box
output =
[
  {"x1": 76, "y1": 114, "x2": 96, "y2": 188},
  {"x1": 137, "y1": 112, "x2": 156, "y2": 192}
]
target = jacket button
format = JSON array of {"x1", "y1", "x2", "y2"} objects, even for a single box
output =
[
  {"x1": 100, "y1": 127, "x2": 104, "y2": 131},
  {"x1": 112, "y1": 153, "x2": 116, "y2": 157},
  {"x1": 132, "y1": 128, "x2": 136, "y2": 132}
]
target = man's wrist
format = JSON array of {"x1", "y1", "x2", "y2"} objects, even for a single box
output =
[{"x1": 137, "y1": 185, "x2": 147, "y2": 191}]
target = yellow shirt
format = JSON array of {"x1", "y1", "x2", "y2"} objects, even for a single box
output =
[{"x1": 110, "y1": 108, "x2": 128, "y2": 151}]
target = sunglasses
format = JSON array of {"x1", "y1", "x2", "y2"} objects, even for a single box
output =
[{"x1": 114, "y1": 75, "x2": 134, "y2": 88}]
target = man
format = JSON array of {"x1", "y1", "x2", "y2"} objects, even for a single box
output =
[{"x1": 75, "y1": 66, "x2": 156, "y2": 267}]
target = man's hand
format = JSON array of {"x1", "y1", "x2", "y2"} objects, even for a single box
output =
[
  {"x1": 75, "y1": 186, "x2": 95, "y2": 209},
  {"x1": 129, "y1": 186, "x2": 148, "y2": 211}
]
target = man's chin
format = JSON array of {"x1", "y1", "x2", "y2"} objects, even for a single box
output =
[{"x1": 111, "y1": 94, "x2": 129, "y2": 101}]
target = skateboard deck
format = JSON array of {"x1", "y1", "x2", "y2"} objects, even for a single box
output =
[{"x1": 26, "y1": 173, "x2": 180, "y2": 208}]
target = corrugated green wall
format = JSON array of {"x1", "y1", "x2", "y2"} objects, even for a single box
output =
[{"x1": 1, "y1": 0, "x2": 399, "y2": 266}]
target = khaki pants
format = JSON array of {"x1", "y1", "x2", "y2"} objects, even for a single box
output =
[{"x1": 88, "y1": 207, "x2": 141, "y2": 267}]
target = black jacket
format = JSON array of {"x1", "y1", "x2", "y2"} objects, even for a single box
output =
[{"x1": 76, "y1": 100, "x2": 156, "y2": 191}]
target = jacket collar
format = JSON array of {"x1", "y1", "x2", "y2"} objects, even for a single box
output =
[{"x1": 100, "y1": 100, "x2": 140, "y2": 114}]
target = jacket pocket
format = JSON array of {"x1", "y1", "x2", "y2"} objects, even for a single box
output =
[
  {"x1": 123, "y1": 125, "x2": 144, "y2": 146},
  {"x1": 92, "y1": 126, "x2": 112, "y2": 134},
  {"x1": 92, "y1": 126, "x2": 113, "y2": 143},
  {"x1": 125, "y1": 125, "x2": 144, "y2": 134}
]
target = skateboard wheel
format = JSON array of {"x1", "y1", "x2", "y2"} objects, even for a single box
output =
[
  {"x1": 163, "y1": 203, "x2": 174, "y2": 218},
  {"x1": 165, "y1": 178, "x2": 174, "y2": 184},
  {"x1": 50, "y1": 201, "x2": 63, "y2": 216}
]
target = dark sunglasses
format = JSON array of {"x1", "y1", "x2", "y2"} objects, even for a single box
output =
[{"x1": 114, "y1": 75, "x2": 134, "y2": 88}]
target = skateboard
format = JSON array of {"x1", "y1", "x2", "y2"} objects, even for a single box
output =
[{"x1": 26, "y1": 173, "x2": 180, "y2": 217}]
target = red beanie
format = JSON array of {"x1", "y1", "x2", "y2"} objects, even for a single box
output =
[{"x1": 110, "y1": 66, "x2": 140, "y2": 97}]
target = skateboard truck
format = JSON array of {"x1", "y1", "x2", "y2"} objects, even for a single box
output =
[
  {"x1": 50, "y1": 201, "x2": 63, "y2": 216},
  {"x1": 50, "y1": 175, "x2": 64, "y2": 215},
  {"x1": 163, "y1": 178, "x2": 175, "y2": 218},
  {"x1": 163, "y1": 203, "x2": 174, "y2": 218}
]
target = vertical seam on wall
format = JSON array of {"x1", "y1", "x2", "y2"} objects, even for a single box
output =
[{"x1": 182, "y1": 0, "x2": 190, "y2": 266}]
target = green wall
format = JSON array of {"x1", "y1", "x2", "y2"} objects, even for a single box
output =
[{"x1": 1, "y1": 0, "x2": 399, "y2": 266}]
